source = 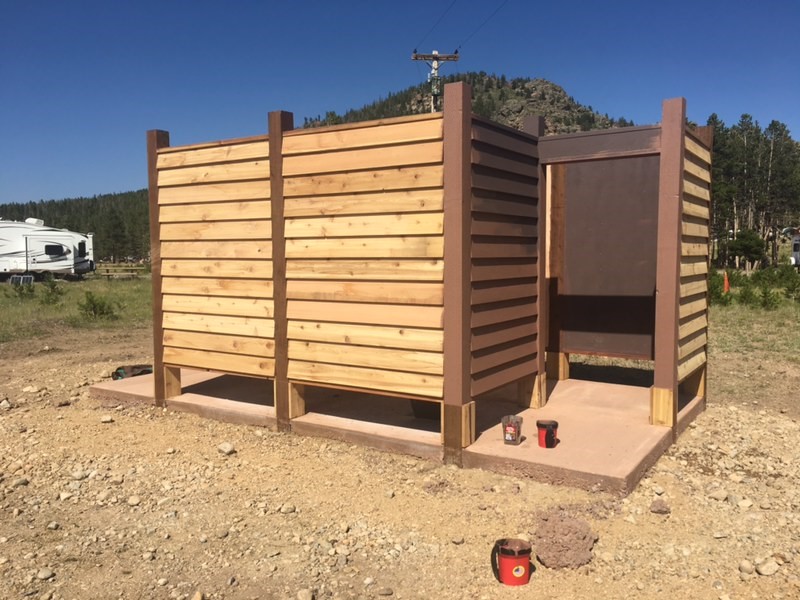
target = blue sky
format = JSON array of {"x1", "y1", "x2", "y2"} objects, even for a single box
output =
[{"x1": 1, "y1": 0, "x2": 798, "y2": 204}]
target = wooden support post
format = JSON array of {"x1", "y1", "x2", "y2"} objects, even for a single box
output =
[
  {"x1": 442, "y1": 401, "x2": 476, "y2": 448},
  {"x1": 288, "y1": 382, "x2": 307, "y2": 419},
  {"x1": 546, "y1": 352, "x2": 569, "y2": 381},
  {"x1": 651, "y1": 98, "x2": 686, "y2": 428},
  {"x1": 442, "y1": 82, "x2": 472, "y2": 465},
  {"x1": 147, "y1": 129, "x2": 180, "y2": 406},
  {"x1": 515, "y1": 372, "x2": 547, "y2": 408},
  {"x1": 269, "y1": 110, "x2": 294, "y2": 431}
]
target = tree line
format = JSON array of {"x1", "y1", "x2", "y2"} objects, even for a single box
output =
[
  {"x1": 707, "y1": 114, "x2": 800, "y2": 266},
  {"x1": 0, "y1": 190, "x2": 149, "y2": 262}
]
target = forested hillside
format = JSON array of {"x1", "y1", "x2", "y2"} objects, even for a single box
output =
[
  {"x1": 0, "y1": 190, "x2": 148, "y2": 262},
  {"x1": 2, "y1": 72, "x2": 797, "y2": 266}
]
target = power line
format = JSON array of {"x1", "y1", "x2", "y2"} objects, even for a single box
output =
[
  {"x1": 414, "y1": 0, "x2": 459, "y2": 51},
  {"x1": 455, "y1": 0, "x2": 510, "y2": 52}
]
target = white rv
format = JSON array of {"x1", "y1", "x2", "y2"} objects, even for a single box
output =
[
  {"x1": 792, "y1": 233, "x2": 800, "y2": 268},
  {"x1": 0, "y1": 218, "x2": 95, "y2": 279}
]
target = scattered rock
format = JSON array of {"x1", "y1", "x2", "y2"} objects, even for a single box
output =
[
  {"x1": 218, "y1": 442, "x2": 236, "y2": 456},
  {"x1": 756, "y1": 559, "x2": 779, "y2": 576},
  {"x1": 36, "y1": 568, "x2": 55, "y2": 580},
  {"x1": 738, "y1": 560, "x2": 755, "y2": 575},
  {"x1": 708, "y1": 489, "x2": 728, "y2": 501},
  {"x1": 649, "y1": 498, "x2": 671, "y2": 515},
  {"x1": 11, "y1": 477, "x2": 29, "y2": 488},
  {"x1": 0, "y1": 399, "x2": 12, "y2": 410},
  {"x1": 451, "y1": 536, "x2": 465, "y2": 545},
  {"x1": 127, "y1": 495, "x2": 141, "y2": 507},
  {"x1": 100, "y1": 415, "x2": 114, "y2": 424},
  {"x1": 280, "y1": 504, "x2": 296, "y2": 514},
  {"x1": 377, "y1": 588, "x2": 394, "y2": 596},
  {"x1": 47, "y1": 521, "x2": 59, "y2": 531},
  {"x1": 297, "y1": 590, "x2": 314, "y2": 600}
]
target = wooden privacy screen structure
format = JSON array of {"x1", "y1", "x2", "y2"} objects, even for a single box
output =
[
  {"x1": 537, "y1": 97, "x2": 712, "y2": 429},
  {"x1": 148, "y1": 83, "x2": 545, "y2": 462}
]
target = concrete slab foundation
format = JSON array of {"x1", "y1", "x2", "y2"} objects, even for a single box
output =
[{"x1": 90, "y1": 371, "x2": 700, "y2": 495}]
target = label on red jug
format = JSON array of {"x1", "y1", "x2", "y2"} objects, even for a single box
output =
[{"x1": 512, "y1": 565, "x2": 526, "y2": 578}]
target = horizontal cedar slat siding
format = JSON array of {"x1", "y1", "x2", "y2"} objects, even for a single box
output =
[
  {"x1": 156, "y1": 137, "x2": 274, "y2": 378},
  {"x1": 677, "y1": 130, "x2": 712, "y2": 382},
  {"x1": 468, "y1": 119, "x2": 540, "y2": 397},
  {"x1": 284, "y1": 115, "x2": 446, "y2": 398}
]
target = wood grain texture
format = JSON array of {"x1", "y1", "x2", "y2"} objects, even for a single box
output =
[
  {"x1": 157, "y1": 140, "x2": 268, "y2": 169},
  {"x1": 283, "y1": 141, "x2": 442, "y2": 176},
  {"x1": 678, "y1": 313, "x2": 708, "y2": 339},
  {"x1": 158, "y1": 181, "x2": 270, "y2": 204},
  {"x1": 160, "y1": 220, "x2": 272, "y2": 241},
  {"x1": 287, "y1": 300, "x2": 443, "y2": 329},
  {"x1": 287, "y1": 280, "x2": 444, "y2": 305},
  {"x1": 163, "y1": 330, "x2": 275, "y2": 357},
  {"x1": 161, "y1": 277, "x2": 273, "y2": 298},
  {"x1": 161, "y1": 259, "x2": 273, "y2": 279},
  {"x1": 286, "y1": 259, "x2": 443, "y2": 281},
  {"x1": 284, "y1": 165, "x2": 443, "y2": 197},
  {"x1": 160, "y1": 240, "x2": 273, "y2": 260},
  {"x1": 283, "y1": 117, "x2": 442, "y2": 155},
  {"x1": 677, "y1": 348, "x2": 706, "y2": 382},
  {"x1": 163, "y1": 312, "x2": 275, "y2": 337},
  {"x1": 285, "y1": 212, "x2": 443, "y2": 238},
  {"x1": 684, "y1": 136, "x2": 711, "y2": 165},
  {"x1": 162, "y1": 294, "x2": 274, "y2": 318},
  {"x1": 164, "y1": 347, "x2": 274, "y2": 377},
  {"x1": 287, "y1": 320, "x2": 443, "y2": 352},
  {"x1": 159, "y1": 200, "x2": 271, "y2": 223},
  {"x1": 159, "y1": 160, "x2": 269, "y2": 186},
  {"x1": 288, "y1": 361, "x2": 443, "y2": 398},
  {"x1": 288, "y1": 340, "x2": 443, "y2": 375},
  {"x1": 283, "y1": 189, "x2": 443, "y2": 217},
  {"x1": 286, "y1": 235, "x2": 443, "y2": 259}
]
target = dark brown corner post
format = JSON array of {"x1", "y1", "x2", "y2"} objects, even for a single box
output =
[
  {"x1": 442, "y1": 82, "x2": 475, "y2": 465},
  {"x1": 269, "y1": 111, "x2": 294, "y2": 432},
  {"x1": 652, "y1": 98, "x2": 686, "y2": 429},
  {"x1": 147, "y1": 129, "x2": 180, "y2": 406}
]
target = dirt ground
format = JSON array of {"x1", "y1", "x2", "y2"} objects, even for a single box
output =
[{"x1": 1, "y1": 325, "x2": 798, "y2": 600}]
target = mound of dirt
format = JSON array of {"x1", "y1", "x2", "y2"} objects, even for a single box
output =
[{"x1": 533, "y1": 509, "x2": 598, "y2": 569}]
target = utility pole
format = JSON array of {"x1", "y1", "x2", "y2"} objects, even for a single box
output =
[{"x1": 411, "y1": 49, "x2": 459, "y2": 112}]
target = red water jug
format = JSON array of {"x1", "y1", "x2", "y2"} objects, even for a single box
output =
[{"x1": 491, "y1": 538, "x2": 532, "y2": 585}]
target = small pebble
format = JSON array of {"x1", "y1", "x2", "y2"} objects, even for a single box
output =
[
  {"x1": 100, "y1": 415, "x2": 114, "y2": 424},
  {"x1": 756, "y1": 559, "x2": 779, "y2": 576},
  {"x1": 739, "y1": 560, "x2": 755, "y2": 574},
  {"x1": 218, "y1": 442, "x2": 236, "y2": 456},
  {"x1": 127, "y1": 496, "x2": 141, "y2": 507},
  {"x1": 37, "y1": 568, "x2": 55, "y2": 580},
  {"x1": 377, "y1": 588, "x2": 394, "y2": 597}
]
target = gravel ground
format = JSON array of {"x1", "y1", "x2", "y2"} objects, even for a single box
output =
[{"x1": 1, "y1": 327, "x2": 798, "y2": 599}]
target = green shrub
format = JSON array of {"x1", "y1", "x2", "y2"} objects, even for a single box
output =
[
  {"x1": 725, "y1": 269, "x2": 748, "y2": 288},
  {"x1": 759, "y1": 284, "x2": 781, "y2": 311},
  {"x1": 5, "y1": 281, "x2": 36, "y2": 301},
  {"x1": 77, "y1": 291, "x2": 119, "y2": 320},
  {"x1": 39, "y1": 277, "x2": 66, "y2": 306},
  {"x1": 737, "y1": 280, "x2": 759, "y2": 307},
  {"x1": 709, "y1": 271, "x2": 732, "y2": 306}
]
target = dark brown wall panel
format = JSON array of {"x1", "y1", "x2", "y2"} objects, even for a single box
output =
[
  {"x1": 550, "y1": 154, "x2": 659, "y2": 359},
  {"x1": 468, "y1": 119, "x2": 541, "y2": 395}
]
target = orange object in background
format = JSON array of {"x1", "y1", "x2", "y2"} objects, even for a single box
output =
[{"x1": 723, "y1": 271, "x2": 730, "y2": 294}]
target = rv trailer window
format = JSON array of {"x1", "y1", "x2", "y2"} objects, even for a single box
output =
[
  {"x1": 45, "y1": 244, "x2": 66, "y2": 257},
  {"x1": 78, "y1": 241, "x2": 87, "y2": 258},
  {"x1": 794, "y1": 242, "x2": 800, "y2": 252}
]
